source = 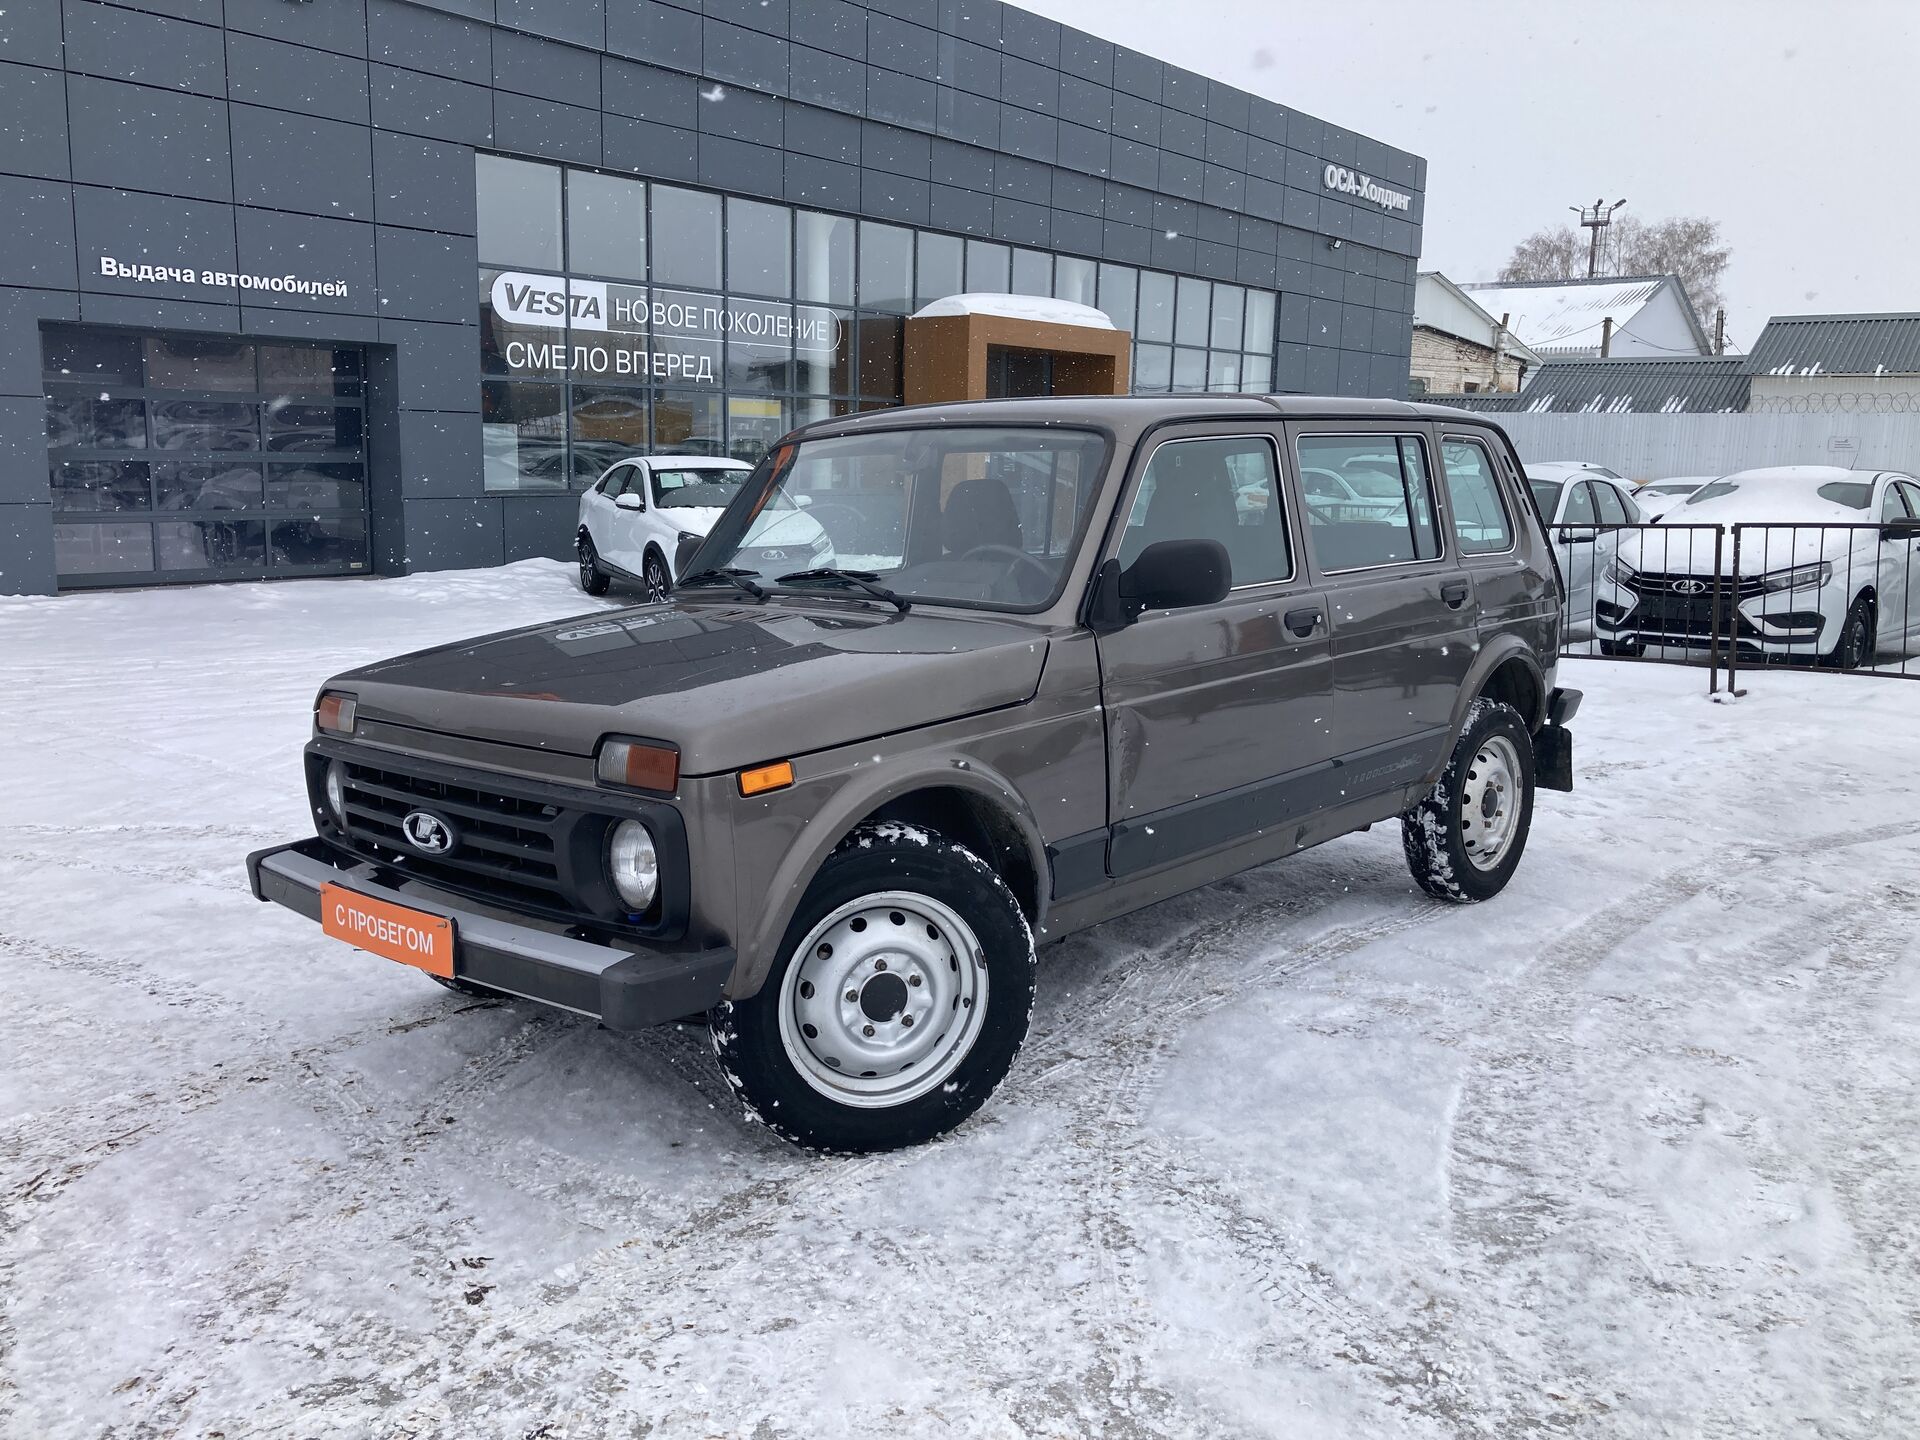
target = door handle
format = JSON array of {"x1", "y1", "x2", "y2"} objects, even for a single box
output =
[
  {"x1": 1283, "y1": 607, "x2": 1322, "y2": 637},
  {"x1": 1440, "y1": 580, "x2": 1470, "y2": 609}
]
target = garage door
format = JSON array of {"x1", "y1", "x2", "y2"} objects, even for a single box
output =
[{"x1": 43, "y1": 326, "x2": 371, "y2": 588}]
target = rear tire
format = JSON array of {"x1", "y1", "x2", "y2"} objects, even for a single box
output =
[
  {"x1": 1402, "y1": 700, "x2": 1535, "y2": 904},
  {"x1": 577, "y1": 534, "x2": 611, "y2": 596},
  {"x1": 711, "y1": 824, "x2": 1036, "y2": 1152},
  {"x1": 1823, "y1": 593, "x2": 1873, "y2": 669}
]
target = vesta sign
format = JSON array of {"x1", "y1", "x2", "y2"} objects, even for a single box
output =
[
  {"x1": 1322, "y1": 165, "x2": 1412, "y2": 213},
  {"x1": 490, "y1": 273, "x2": 608, "y2": 331}
]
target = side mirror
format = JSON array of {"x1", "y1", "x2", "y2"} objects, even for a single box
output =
[
  {"x1": 1119, "y1": 538, "x2": 1232, "y2": 617},
  {"x1": 675, "y1": 531, "x2": 706, "y2": 574},
  {"x1": 1558, "y1": 527, "x2": 1596, "y2": 544},
  {"x1": 1882, "y1": 517, "x2": 1920, "y2": 541},
  {"x1": 614, "y1": 492, "x2": 643, "y2": 512}
]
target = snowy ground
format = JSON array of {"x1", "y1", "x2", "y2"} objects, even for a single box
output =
[{"x1": 3, "y1": 561, "x2": 1918, "y2": 1439}]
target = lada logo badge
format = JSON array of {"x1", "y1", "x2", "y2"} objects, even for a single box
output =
[{"x1": 402, "y1": 811, "x2": 457, "y2": 855}]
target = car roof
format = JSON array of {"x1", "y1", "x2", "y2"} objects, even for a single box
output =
[
  {"x1": 1718, "y1": 465, "x2": 1882, "y2": 484},
  {"x1": 638, "y1": 454, "x2": 752, "y2": 468},
  {"x1": 786, "y1": 394, "x2": 1517, "y2": 439}
]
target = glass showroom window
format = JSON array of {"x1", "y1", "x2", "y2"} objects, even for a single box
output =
[{"x1": 473, "y1": 154, "x2": 1284, "y2": 490}]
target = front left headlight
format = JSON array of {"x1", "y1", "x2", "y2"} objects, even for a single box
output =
[
  {"x1": 324, "y1": 761, "x2": 347, "y2": 826},
  {"x1": 608, "y1": 819, "x2": 659, "y2": 911},
  {"x1": 1760, "y1": 561, "x2": 1833, "y2": 593}
]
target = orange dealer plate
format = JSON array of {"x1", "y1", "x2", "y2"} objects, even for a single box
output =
[{"x1": 320, "y1": 883, "x2": 455, "y2": 978}]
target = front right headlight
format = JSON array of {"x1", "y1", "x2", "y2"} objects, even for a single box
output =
[
  {"x1": 1760, "y1": 561, "x2": 1833, "y2": 593},
  {"x1": 608, "y1": 819, "x2": 659, "y2": 911},
  {"x1": 1603, "y1": 557, "x2": 1637, "y2": 585}
]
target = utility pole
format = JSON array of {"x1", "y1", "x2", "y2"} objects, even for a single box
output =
[
  {"x1": 1570, "y1": 197, "x2": 1628, "y2": 278},
  {"x1": 1713, "y1": 308, "x2": 1726, "y2": 356}
]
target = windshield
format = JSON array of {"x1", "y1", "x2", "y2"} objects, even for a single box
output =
[
  {"x1": 653, "y1": 467, "x2": 748, "y2": 509},
  {"x1": 1529, "y1": 479, "x2": 1563, "y2": 516},
  {"x1": 689, "y1": 426, "x2": 1108, "y2": 610},
  {"x1": 1682, "y1": 479, "x2": 1873, "y2": 511}
]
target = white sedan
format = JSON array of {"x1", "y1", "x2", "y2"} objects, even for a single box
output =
[
  {"x1": 1525, "y1": 466, "x2": 1645, "y2": 637},
  {"x1": 1596, "y1": 466, "x2": 1920, "y2": 666},
  {"x1": 576, "y1": 455, "x2": 754, "y2": 599}
]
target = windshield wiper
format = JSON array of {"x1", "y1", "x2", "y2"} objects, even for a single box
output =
[
  {"x1": 773, "y1": 567, "x2": 911, "y2": 612},
  {"x1": 677, "y1": 566, "x2": 767, "y2": 600}
]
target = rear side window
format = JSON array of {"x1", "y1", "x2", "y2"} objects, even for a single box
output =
[
  {"x1": 1296, "y1": 433, "x2": 1441, "y2": 571},
  {"x1": 1440, "y1": 438, "x2": 1514, "y2": 555},
  {"x1": 1120, "y1": 436, "x2": 1291, "y2": 587}
]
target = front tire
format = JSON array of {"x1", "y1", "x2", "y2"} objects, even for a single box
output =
[
  {"x1": 643, "y1": 548, "x2": 672, "y2": 603},
  {"x1": 1599, "y1": 638, "x2": 1644, "y2": 657},
  {"x1": 577, "y1": 534, "x2": 611, "y2": 595},
  {"x1": 711, "y1": 824, "x2": 1036, "y2": 1152},
  {"x1": 1823, "y1": 593, "x2": 1873, "y2": 669},
  {"x1": 1402, "y1": 699, "x2": 1535, "y2": 904}
]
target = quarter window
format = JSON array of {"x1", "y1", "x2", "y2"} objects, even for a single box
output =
[
  {"x1": 1296, "y1": 434, "x2": 1442, "y2": 571},
  {"x1": 1593, "y1": 481, "x2": 1630, "y2": 528},
  {"x1": 1119, "y1": 437, "x2": 1290, "y2": 588},
  {"x1": 1440, "y1": 439, "x2": 1514, "y2": 555}
]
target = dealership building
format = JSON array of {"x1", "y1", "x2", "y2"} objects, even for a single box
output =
[{"x1": 0, "y1": 0, "x2": 1425, "y2": 594}]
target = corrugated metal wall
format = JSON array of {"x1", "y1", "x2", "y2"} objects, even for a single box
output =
[{"x1": 1481, "y1": 411, "x2": 1920, "y2": 479}]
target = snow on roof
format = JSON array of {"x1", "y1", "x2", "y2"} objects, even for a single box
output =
[
  {"x1": 910, "y1": 293, "x2": 1116, "y2": 329},
  {"x1": 1720, "y1": 466, "x2": 1864, "y2": 483},
  {"x1": 1460, "y1": 277, "x2": 1671, "y2": 354}
]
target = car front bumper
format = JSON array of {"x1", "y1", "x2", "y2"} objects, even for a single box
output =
[
  {"x1": 1595, "y1": 579, "x2": 1839, "y2": 654},
  {"x1": 246, "y1": 837, "x2": 734, "y2": 1030}
]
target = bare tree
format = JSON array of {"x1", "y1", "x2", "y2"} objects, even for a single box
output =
[
  {"x1": 1498, "y1": 225, "x2": 1585, "y2": 283},
  {"x1": 1613, "y1": 215, "x2": 1731, "y2": 321},
  {"x1": 1496, "y1": 215, "x2": 1731, "y2": 324}
]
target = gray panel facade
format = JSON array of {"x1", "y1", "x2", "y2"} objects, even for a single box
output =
[{"x1": 0, "y1": 0, "x2": 1423, "y2": 594}]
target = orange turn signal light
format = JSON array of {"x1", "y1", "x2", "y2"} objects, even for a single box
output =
[
  {"x1": 738, "y1": 760, "x2": 794, "y2": 797},
  {"x1": 596, "y1": 738, "x2": 680, "y2": 794}
]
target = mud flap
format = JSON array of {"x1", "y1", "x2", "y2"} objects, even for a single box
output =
[{"x1": 1533, "y1": 725, "x2": 1574, "y2": 792}]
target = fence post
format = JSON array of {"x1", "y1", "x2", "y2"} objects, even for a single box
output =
[
  {"x1": 1707, "y1": 525, "x2": 1723, "y2": 696},
  {"x1": 1725, "y1": 525, "x2": 1746, "y2": 697}
]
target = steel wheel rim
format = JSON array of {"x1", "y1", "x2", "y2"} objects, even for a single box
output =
[
  {"x1": 1459, "y1": 734, "x2": 1522, "y2": 871},
  {"x1": 777, "y1": 890, "x2": 988, "y2": 1109}
]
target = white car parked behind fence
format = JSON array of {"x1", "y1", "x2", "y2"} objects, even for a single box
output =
[
  {"x1": 576, "y1": 455, "x2": 754, "y2": 598},
  {"x1": 1525, "y1": 466, "x2": 1644, "y2": 637}
]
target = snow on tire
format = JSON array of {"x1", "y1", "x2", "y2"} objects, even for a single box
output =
[
  {"x1": 1402, "y1": 699, "x2": 1535, "y2": 904},
  {"x1": 709, "y1": 823, "x2": 1036, "y2": 1153}
]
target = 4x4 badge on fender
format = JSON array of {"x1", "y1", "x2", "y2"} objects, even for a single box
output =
[{"x1": 402, "y1": 810, "x2": 457, "y2": 855}]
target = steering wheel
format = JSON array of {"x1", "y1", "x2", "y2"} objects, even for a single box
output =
[{"x1": 959, "y1": 544, "x2": 1055, "y2": 598}]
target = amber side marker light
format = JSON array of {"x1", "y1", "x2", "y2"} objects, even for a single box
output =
[
  {"x1": 739, "y1": 760, "x2": 794, "y2": 797},
  {"x1": 315, "y1": 691, "x2": 358, "y2": 735},
  {"x1": 597, "y1": 738, "x2": 681, "y2": 793}
]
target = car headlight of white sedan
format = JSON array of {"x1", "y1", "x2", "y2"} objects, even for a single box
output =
[
  {"x1": 1602, "y1": 556, "x2": 1637, "y2": 586},
  {"x1": 1758, "y1": 561, "x2": 1832, "y2": 593}
]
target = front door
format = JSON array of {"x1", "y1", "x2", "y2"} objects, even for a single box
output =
[
  {"x1": 601, "y1": 462, "x2": 651, "y2": 574},
  {"x1": 1095, "y1": 429, "x2": 1341, "y2": 877},
  {"x1": 1290, "y1": 425, "x2": 1478, "y2": 791}
]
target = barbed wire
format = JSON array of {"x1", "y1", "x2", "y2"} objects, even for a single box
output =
[{"x1": 1749, "y1": 391, "x2": 1920, "y2": 414}]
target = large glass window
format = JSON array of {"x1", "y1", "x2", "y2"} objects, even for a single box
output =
[
  {"x1": 859, "y1": 222, "x2": 913, "y2": 313},
  {"x1": 796, "y1": 210, "x2": 855, "y2": 305},
  {"x1": 916, "y1": 232, "x2": 963, "y2": 307},
  {"x1": 482, "y1": 380, "x2": 568, "y2": 491},
  {"x1": 1054, "y1": 256, "x2": 1096, "y2": 309},
  {"x1": 652, "y1": 186, "x2": 722, "y2": 289},
  {"x1": 966, "y1": 240, "x2": 1010, "y2": 293},
  {"x1": 727, "y1": 198, "x2": 792, "y2": 298},
  {"x1": 567, "y1": 170, "x2": 645, "y2": 280},
  {"x1": 1297, "y1": 434, "x2": 1443, "y2": 570},
  {"x1": 1098, "y1": 264, "x2": 1137, "y2": 333},
  {"x1": 1011, "y1": 249, "x2": 1051, "y2": 297},
  {"x1": 1137, "y1": 271, "x2": 1175, "y2": 344},
  {"x1": 477, "y1": 155, "x2": 562, "y2": 269}
]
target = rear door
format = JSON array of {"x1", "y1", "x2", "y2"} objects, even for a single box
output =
[
  {"x1": 1881, "y1": 478, "x2": 1919, "y2": 644},
  {"x1": 1094, "y1": 426, "x2": 1342, "y2": 877},
  {"x1": 1438, "y1": 431, "x2": 1532, "y2": 644},
  {"x1": 1290, "y1": 423, "x2": 1476, "y2": 789},
  {"x1": 1555, "y1": 479, "x2": 1603, "y2": 632}
]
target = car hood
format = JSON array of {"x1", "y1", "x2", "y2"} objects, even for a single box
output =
[
  {"x1": 1616, "y1": 524, "x2": 1858, "y2": 575},
  {"x1": 331, "y1": 600, "x2": 1052, "y2": 775}
]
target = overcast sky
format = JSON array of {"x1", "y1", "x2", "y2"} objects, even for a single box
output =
[{"x1": 1024, "y1": 0, "x2": 1917, "y2": 351}]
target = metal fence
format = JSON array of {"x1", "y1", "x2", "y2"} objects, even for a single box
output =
[{"x1": 1554, "y1": 519, "x2": 1920, "y2": 690}]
